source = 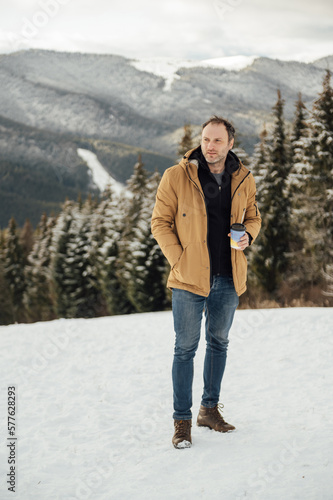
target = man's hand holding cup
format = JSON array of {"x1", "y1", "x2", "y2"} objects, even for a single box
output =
[{"x1": 229, "y1": 223, "x2": 249, "y2": 251}]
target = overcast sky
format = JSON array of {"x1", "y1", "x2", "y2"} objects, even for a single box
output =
[{"x1": 1, "y1": 0, "x2": 332, "y2": 61}]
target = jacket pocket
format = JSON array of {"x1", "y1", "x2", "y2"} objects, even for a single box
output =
[
  {"x1": 172, "y1": 244, "x2": 187, "y2": 271},
  {"x1": 172, "y1": 242, "x2": 207, "y2": 288},
  {"x1": 165, "y1": 243, "x2": 183, "y2": 270}
]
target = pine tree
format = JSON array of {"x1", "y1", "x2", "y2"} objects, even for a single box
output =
[
  {"x1": 287, "y1": 93, "x2": 314, "y2": 291},
  {"x1": 252, "y1": 90, "x2": 292, "y2": 294},
  {"x1": 0, "y1": 260, "x2": 14, "y2": 324},
  {"x1": 65, "y1": 201, "x2": 105, "y2": 318},
  {"x1": 178, "y1": 123, "x2": 194, "y2": 158},
  {"x1": 20, "y1": 218, "x2": 35, "y2": 260},
  {"x1": 3, "y1": 217, "x2": 27, "y2": 322},
  {"x1": 292, "y1": 93, "x2": 308, "y2": 143},
  {"x1": 117, "y1": 154, "x2": 149, "y2": 313},
  {"x1": 94, "y1": 186, "x2": 130, "y2": 315},
  {"x1": 0, "y1": 229, "x2": 5, "y2": 253},
  {"x1": 323, "y1": 265, "x2": 333, "y2": 298},
  {"x1": 305, "y1": 70, "x2": 333, "y2": 290},
  {"x1": 289, "y1": 93, "x2": 311, "y2": 199},
  {"x1": 250, "y1": 125, "x2": 270, "y2": 190},
  {"x1": 51, "y1": 200, "x2": 105, "y2": 319},
  {"x1": 126, "y1": 171, "x2": 169, "y2": 312},
  {"x1": 232, "y1": 137, "x2": 251, "y2": 167},
  {"x1": 123, "y1": 153, "x2": 148, "y2": 235},
  {"x1": 24, "y1": 213, "x2": 57, "y2": 322},
  {"x1": 0, "y1": 229, "x2": 12, "y2": 324},
  {"x1": 50, "y1": 201, "x2": 77, "y2": 317},
  {"x1": 248, "y1": 125, "x2": 270, "y2": 287}
]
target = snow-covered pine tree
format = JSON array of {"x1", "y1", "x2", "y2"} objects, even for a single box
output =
[
  {"x1": 0, "y1": 228, "x2": 5, "y2": 253},
  {"x1": 323, "y1": 265, "x2": 333, "y2": 298},
  {"x1": 91, "y1": 186, "x2": 128, "y2": 315},
  {"x1": 287, "y1": 93, "x2": 315, "y2": 291},
  {"x1": 0, "y1": 262, "x2": 14, "y2": 324},
  {"x1": 178, "y1": 123, "x2": 195, "y2": 158},
  {"x1": 289, "y1": 93, "x2": 311, "y2": 199},
  {"x1": 20, "y1": 218, "x2": 35, "y2": 259},
  {"x1": 126, "y1": 171, "x2": 169, "y2": 312},
  {"x1": 50, "y1": 200, "x2": 77, "y2": 317},
  {"x1": 292, "y1": 93, "x2": 308, "y2": 143},
  {"x1": 250, "y1": 125, "x2": 270, "y2": 191},
  {"x1": 65, "y1": 199, "x2": 105, "y2": 318},
  {"x1": 305, "y1": 70, "x2": 333, "y2": 292},
  {"x1": 3, "y1": 217, "x2": 27, "y2": 322},
  {"x1": 232, "y1": 137, "x2": 251, "y2": 167},
  {"x1": 247, "y1": 125, "x2": 270, "y2": 287},
  {"x1": 23, "y1": 213, "x2": 57, "y2": 322},
  {"x1": 0, "y1": 238, "x2": 14, "y2": 324},
  {"x1": 123, "y1": 153, "x2": 148, "y2": 234},
  {"x1": 252, "y1": 90, "x2": 292, "y2": 294},
  {"x1": 116, "y1": 154, "x2": 149, "y2": 313},
  {"x1": 51, "y1": 199, "x2": 104, "y2": 319}
]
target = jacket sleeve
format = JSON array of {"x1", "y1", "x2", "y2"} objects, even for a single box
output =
[
  {"x1": 244, "y1": 174, "x2": 261, "y2": 245},
  {"x1": 151, "y1": 169, "x2": 183, "y2": 268}
]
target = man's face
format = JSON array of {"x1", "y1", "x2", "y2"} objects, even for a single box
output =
[{"x1": 201, "y1": 123, "x2": 234, "y2": 166}]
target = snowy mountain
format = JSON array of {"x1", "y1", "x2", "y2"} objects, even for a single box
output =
[
  {"x1": 130, "y1": 55, "x2": 258, "y2": 92},
  {"x1": 0, "y1": 49, "x2": 331, "y2": 226},
  {"x1": 0, "y1": 307, "x2": 332, "y2": 499},
  {"x1": 0, "y1": 50, "x2": 331, "y2": 155}
]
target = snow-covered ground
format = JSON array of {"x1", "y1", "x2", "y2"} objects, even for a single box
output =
[
  {"x1": 0, "y1": 307, "x2": 332, "y2": 499},
  {"x1": 130, "y1": 55, "x2": 258, "y2": 91},
  {"x1": 77, "y1": 148, "x2": 125, "y2": 194}
]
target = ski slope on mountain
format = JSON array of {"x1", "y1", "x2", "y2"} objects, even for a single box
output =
[
  {"x1": 130, "y1": 55, "x2": 258, "y2": 91},
  {"x1": 77, "y1": 148, "x2": 125, "y2": 194},
  {"x1": 0, "y1": 308, "x2": 332, "y2": 499}
]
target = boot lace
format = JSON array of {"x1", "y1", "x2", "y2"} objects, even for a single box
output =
[
  {"x1": 214, "y1": 403, "x2": 227, "y2": 423},
  {"x1": 174, "y1": 420, "x2": 190, "y2": 438}
]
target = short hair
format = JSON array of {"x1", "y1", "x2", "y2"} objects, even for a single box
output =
[{"x1": 202, "y1": 115, "x2": 235, "y2": 142}]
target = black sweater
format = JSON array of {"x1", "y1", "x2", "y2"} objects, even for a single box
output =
[{"x1": 189, "y1": 147, "x2": 240, "y2": 277}]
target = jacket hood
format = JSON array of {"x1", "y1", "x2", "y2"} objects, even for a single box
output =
[{"x1": 181, "y1": 145, "x2": 241, "y2": 176}]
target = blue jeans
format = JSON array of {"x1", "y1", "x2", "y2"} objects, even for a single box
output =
[{"x1": 172, "y1": 275, "x2": 239, "y2": 420}]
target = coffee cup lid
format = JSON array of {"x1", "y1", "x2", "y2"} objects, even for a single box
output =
[{"x1": 231, "y1": 223, "x2": 246, "y2": 231}]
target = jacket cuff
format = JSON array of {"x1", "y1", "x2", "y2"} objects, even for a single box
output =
[{"x1": 246, "y1": 232, "x2": 253, "y2": 245}]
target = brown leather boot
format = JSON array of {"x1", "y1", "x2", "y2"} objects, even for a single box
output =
[
  {"x1": 197, "y1": 404, "x2": 235, "y2": 432},
  {"x1": 172, "y1": 419, "x2": 192, "y2": 448}
]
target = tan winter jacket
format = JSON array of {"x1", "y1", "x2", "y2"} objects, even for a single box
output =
[{"x1": 151, "y1": 147, "x2": 261, "y2": 296}]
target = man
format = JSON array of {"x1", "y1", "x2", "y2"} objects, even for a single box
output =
[{"x1": 151, "y1": 115, "x2": 261, "y2": 448}]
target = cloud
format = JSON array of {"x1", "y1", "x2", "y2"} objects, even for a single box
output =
[{"x1": 0, "y1": 0, "x2": 332, "y2": 61}]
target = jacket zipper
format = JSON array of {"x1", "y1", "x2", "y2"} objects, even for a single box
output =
[
  {"x1": 209, "y1": 171, "x2": 222, "y2": 275},
  {"x1": 217, "y1": 182, "x2": 222, "y2": 276},
  {"x1": 231, "y1": 171, "x2": 250, "y2": 201},
  {"x1": 185, "y1": 163, "x2": 212, "y2": 289}
]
